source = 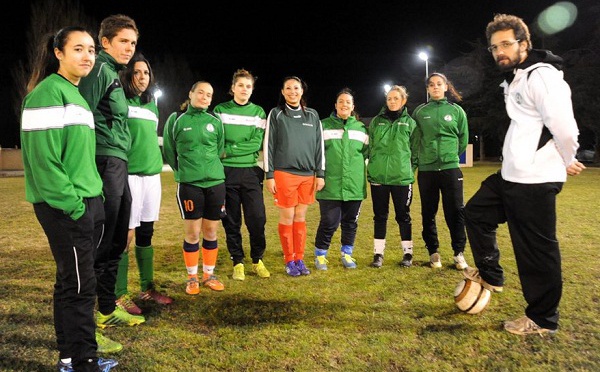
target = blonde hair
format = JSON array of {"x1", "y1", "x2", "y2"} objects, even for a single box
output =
[{"x1": 387, "y1": 85, "x2": 408, "y2": 100}]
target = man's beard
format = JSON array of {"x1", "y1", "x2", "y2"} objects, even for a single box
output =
[{"x1": 496, "y1": 55, "x2": 519, "y2": 72}]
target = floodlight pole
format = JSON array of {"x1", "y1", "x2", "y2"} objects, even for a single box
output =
[{"x1": 418, "y1": 52, "x2": 429, "y2": 102}]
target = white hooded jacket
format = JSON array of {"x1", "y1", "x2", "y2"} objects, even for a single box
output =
[{"x1": 500, "y1": 51, "x2": 580, "y2": 184}]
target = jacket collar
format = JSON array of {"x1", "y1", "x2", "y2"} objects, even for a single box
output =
[{"x1": 97, "y1": 50, "x2": 127, "y2": 72}]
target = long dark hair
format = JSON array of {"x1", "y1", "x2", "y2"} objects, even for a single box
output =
[
  {"x1": 426, "y1": 72, "x2": 463, "y2": 102},
  {"x1": 27, "y1": 26, "x2": 92, "y2": 93},
  {"x1": 277, "y1": 76, "x2": 308, "y2": 115},
  {"x1": 121, "y1": 52, "x2": 155, "y2": 104}
]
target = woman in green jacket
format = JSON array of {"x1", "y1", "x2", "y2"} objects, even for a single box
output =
[
  {"x1": 114, "y1": 52, "x2": 173, "y2": 316},
  {"x1": 213, "y1": 68, "x2": 270, "y2": 281},
  {"x1": 367, "y1": 85, "x2": 417, "y2": 268},
  {"x1": 412, "y1": 72, "x2": 469, "y2": 270},
  {"x1": 162, "y1": 81, "x2": 227, "y2": 295},
  {"x1": 314, "y1": 88, "x2": 368, "y2": 270},
  {"x1": 21, "y1": 26, "x2": 117, "y2": 371}
]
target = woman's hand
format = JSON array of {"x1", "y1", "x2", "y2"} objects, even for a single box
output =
[
  {"x1": 265, "y1": 178, "x2": 276, "y2": 194},
  {"x1": 315, "y1": 177, "x2": 325, "y2": 191}
]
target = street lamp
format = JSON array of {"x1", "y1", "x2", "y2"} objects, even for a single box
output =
[
  {"x1": 154, "y1": 88, "x2": 163, "y2": 105},
  {"x1": 418, "y1": 52, "x2": 429, "y2": 77},
  {"x1": 383, "y1": 83, "x2": 391, "y2": 95},
  {"x1": 418, "y1": 52, "x2": 429, "y2": 101}
]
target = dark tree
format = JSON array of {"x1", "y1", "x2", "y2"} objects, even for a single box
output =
[{"x1": 8, "y1": 0, "x2": 95, "y2": 148}]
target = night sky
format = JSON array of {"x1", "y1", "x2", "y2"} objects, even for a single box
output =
[{"x1": 1, "y1": 0, "x2": 590, "y2": 148}]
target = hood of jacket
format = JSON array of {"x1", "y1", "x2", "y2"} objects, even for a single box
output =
[
  {"x1": 504, "y1": 49, "x2": 563, "y2": 82},
  {"x1": 519, "y1": 49, "x2": 563, "y2": 70}
]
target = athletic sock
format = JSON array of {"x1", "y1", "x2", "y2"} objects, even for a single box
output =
[
  {"x1": 293, "y1": 221, "x2": 307, "y2": 260},
  {"x1": 183, "y1": 241, "x2": 200, "y2": 276},
  {"x1": 374, "y1": 239, "x2": 386, "y2": 255},
  {"x1": 136, "y1": 245, "x2": 154, "y2": 292},
  {"x1": 278, "y1": 223, "x2": 294, "y2": 263},
  {"x1": 115, "y1": 250, "x2": 129, "y2": 298},
  {"x1": 202, "y1": 239, "x2": 218, "y2": 276}
]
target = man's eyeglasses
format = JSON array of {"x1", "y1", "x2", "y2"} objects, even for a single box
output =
[{"x1": 487, "y1": 40, "x2": 520, "y2": 53}]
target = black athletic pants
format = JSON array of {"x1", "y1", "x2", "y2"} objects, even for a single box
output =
[
  {"x1": 314, "y1": 199, "x2": 362, "y2": 251},
  {"x1": 34, "y1": 196, "x2": 104, "y2": 368},
  {"x1": 370, "y1": 183, "x2": 412, "y2": 241},
  {"x1": 417, "y1": 168, "x2": 466, "y2": 255},
  {"x1": 95, "y1": 156, "x2": 131, "y2": 314},
  {"x1": 465, "y1": 171, "x2": 563, "y2": 330},
  {"x1": 222, "y1": 166, "x2": 267, "y2": 265}
]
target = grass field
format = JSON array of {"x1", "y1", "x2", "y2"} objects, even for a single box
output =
[{"x1": 1, "y1": 163, "x2": 599, "y2": 371}]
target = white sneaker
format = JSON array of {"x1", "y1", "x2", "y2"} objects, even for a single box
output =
[
  {"x1": 453, "y1": 252, "x2": 468, "y2": 270},
  {"x1": 430, "y1": 253, "x2": 442, "y2": 269},
  {"x1": 463, "y1": 267, "x2": 503, "y2": 293},
  {"x1": 504, "y1": 315, "x2": 557, "y2": 336}
]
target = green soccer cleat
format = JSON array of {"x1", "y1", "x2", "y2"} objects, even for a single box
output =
[
  {"x1": 232, "y1": 263, "x2": 245, "y2": 281},
  {"x1": 96, "y1": 307, "x2": 145, "y2": 329},
  {"x1": 96, "y1": 331, "x2": 123, "y2": 354},
  {"x1": 252, "y1": 260, "x2": 271, "y2": 278}
]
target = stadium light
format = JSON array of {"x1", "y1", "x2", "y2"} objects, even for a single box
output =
[
  {"x1": 154, "y1": 88, "x2": 163, "y2": 104},
  {"x1": 418, "y1": 52, "x2": 429, "y2": 102}
]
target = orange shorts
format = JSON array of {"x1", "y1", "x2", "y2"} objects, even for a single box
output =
[{"x1": 273, "y1": 170, "x2": 316, "y2": 208}]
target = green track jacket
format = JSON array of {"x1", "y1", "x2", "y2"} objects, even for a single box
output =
[
  {"x1": 411, "y1": 98, "x2": 468, "y2": 171},
  {"x1": 317, "y1": 113, "x2": 368, "y2": 201},
  {"x1": 126, "y1": 96, "x2": 163, "y2": 175},
  {"x1": 78, "y1": 50, "x2": 130, "y2": 161},
  {"x1": 21, "y1": 74, "x2": 103, "y2": 220},
  {"x1": 162, "y1": 105, "x2": 225, "y2": 188},
  {"x1": 213, "y1": 100, "x2": 266, "y2": 168},
  {"x1": 367, "y1": 107, "x2": 417, "y2": 186}
]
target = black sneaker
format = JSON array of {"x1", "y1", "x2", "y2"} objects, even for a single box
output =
[
  {"x1": 400, "y1": 253, "x2": 413, "y2": 267},
  {"x1": 370, "y1": 254, "x2": 383, "y2": 268}
]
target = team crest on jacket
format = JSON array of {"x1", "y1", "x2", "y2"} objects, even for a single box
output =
[
  {"x1": 206, "y1": 123, "x2": 215, "y2": 132},
  {"x1": 515, "y1": 93, "x2": 523, "y2": 105},
  {"x1": 444, "y1": 114, "x2": 452, "y2": 122}
]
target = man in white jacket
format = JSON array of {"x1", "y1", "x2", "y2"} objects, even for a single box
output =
[{"x1": 463, "y1": 13, "x2": 585, "y2": 336}]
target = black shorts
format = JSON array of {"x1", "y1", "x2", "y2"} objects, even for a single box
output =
[{"x1": 176, "y1": 182, "x2": 226, "y2": 220}]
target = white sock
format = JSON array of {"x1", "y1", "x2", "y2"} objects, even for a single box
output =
[
  {"x1": 401, "y1": 240, "x2": 413, "y2": 255},
  {"x1": 374, "y1": 239, "x2": 386, "y2": 255}
]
